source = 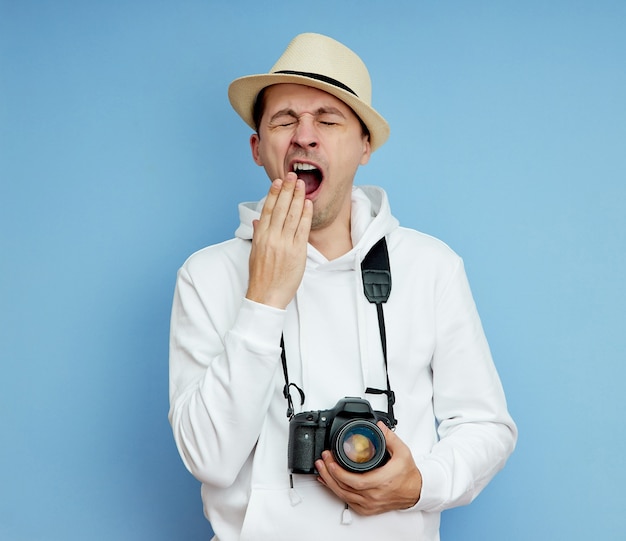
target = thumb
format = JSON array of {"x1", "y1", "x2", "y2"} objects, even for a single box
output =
[{"x1": 378, "y1": 421, "x2": 400, "y2": 453}]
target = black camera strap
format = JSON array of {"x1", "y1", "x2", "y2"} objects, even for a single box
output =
[
  {"x1": 281, "y1": 237, "x2": 397, "y2": 427},
  {"x1": 361, "y1": 237, "x2": 397, "y2": 428},
  {"x1": 281, "y1": 334, "x2": 304, "y2": 418}
]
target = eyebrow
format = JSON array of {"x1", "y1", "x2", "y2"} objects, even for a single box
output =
[{"x1": 269, "y1": 106, "x2": 347, "y2": 123}]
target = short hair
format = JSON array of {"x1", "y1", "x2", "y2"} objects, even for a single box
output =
[{"x1": 252, "y1": 87, "x2": 268, "y2": 134}]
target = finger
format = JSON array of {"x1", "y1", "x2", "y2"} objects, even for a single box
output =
[
  {"x1": 378, "y1": 422, "x2": 409, "y2": 460},
  {"x1": 316, "y1": 460, "x2": 368, "y2": 514},
  {"x1": 316, "y1": 456, "x2": 349, "y2": 492},
  {"x1": 282, "y1": 179, "x2": 309, "y2": 236},
  {"x1": 256, "y1": 178, "x2": 284, "y2": 230},
  {"x1": 316, "y1": 459, "x2": 360, "y2": 502},
  {"x1": 317, "y1": 452, "x2": 369, "y2": 492},
  {"x1": 268, "y1": 173, "x2": 299, "y2": 231},
  {"x1": 294, "y1": 197, "x2": 313, "y2": 243},
  {"x1": 379, "y1": 421, "x2": 396, "y2": 449}
]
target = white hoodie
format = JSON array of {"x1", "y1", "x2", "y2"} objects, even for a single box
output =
[{"x1": 169, "y1": 186, "x2": 517, "y2": 541}]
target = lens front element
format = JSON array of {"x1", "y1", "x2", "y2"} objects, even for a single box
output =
[{"x1": 333, "y1": 420, "x2": 387, "y2": 473}]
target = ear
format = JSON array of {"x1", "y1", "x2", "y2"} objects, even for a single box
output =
[
  {"x1": 359, "y1": 136, "x2": 372, "y2": 166},
  {"x1": 250, "y1": 133, "x2": 263, "y2": 166}
]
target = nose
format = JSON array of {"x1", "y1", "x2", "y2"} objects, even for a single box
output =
[{"x1": 291, "y1": 115, "x2": 318, "y2": 148}]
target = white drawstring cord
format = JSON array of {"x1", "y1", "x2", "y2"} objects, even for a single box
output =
[
  {"x1": 288, "y1": 474, "x2": 302, "y2": 506},
  {"x1": 341, "y1": 503, "x2": 353, "y2": 525}
]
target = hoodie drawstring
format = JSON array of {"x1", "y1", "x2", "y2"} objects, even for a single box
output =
[{"x1": 341, "y1": 503, "x2": 353, "y2": 525}]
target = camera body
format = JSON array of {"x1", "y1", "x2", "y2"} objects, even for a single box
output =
[{"x1": 288, "y1": 397, "x2": 392, "y2": 474}]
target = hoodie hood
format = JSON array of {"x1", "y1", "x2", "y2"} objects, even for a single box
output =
[{"x1": 235, "y1": 185, "x2": 399, "y2": 266}]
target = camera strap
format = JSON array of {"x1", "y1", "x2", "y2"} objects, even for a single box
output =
[
  {"x1": 361, "y1": 237, "x2": 397, "y2": 428},
  {"x1": 281, "y1": 334, "x2": 304, "y2": 418},
  {"x1": 281, "y1": 237, "x2": 397, "y2": 427}
]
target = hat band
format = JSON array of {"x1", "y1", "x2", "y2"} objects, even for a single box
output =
[{"x1": 274, "y1": 70, "x2": 358, "y2": 97}]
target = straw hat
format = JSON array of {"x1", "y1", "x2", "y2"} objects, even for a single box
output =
[{"x1": 228, "y1": 33, "x2": 390, "y2": 152}]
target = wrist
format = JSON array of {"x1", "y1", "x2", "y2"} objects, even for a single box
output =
[{"x1": 245, "y1": 288, "x2": 290, "y2": 310}]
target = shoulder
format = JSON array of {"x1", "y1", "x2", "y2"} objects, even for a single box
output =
[
  {"x1": 178, "y1": 238, "x2": 250, "y2": 291},
  {"x1": 183, "y1": 238, "x2": 249, "y2": 270},
  {"x1": 386, "y1": 227, "x2": 465, "y2": 293},
  {"x1": 388, "y1": 227, "x2": 461, "y2": 264}
]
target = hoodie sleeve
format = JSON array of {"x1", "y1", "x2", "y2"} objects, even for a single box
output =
[
  {"x1": 168, "y1": 253, "x2": 285, "y2": 487},
  {"x1": 413, "y1": 258, "x2": 517, "y2": 512}
]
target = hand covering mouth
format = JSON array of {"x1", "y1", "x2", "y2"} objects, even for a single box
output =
[{"x1": 292, "y1": 162, "x2": 323, "y2": 196}]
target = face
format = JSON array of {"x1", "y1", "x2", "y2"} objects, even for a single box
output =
[{"x1": 250, "y1": 84, "x2": 371, "y2": 232}]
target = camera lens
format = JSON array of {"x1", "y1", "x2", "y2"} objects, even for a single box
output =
[{"x1": 332, "y1": 420, "x2": 387, "y2": 473}]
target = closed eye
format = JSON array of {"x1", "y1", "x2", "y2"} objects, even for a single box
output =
[
  {"x1": 268, "y1": 109, "x2": 299, "y2": 128},
  {"x1": 317, "y1": 110, "x2": 345, "y2": 126}
]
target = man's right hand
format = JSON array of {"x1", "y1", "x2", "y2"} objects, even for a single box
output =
[{"x1": 246, "y1": 172, "x2": 313, "y2": 309}]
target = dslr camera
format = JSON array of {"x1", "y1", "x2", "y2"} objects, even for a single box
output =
[{"x1": 288, "y1": 397, "x2": 393, "y2": 474}]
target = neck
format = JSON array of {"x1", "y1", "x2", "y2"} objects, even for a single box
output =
[
  {"x1": 308, "y1": 219, "x2": 352, "y2": 260},
  {"x1": 307, "y1": 187, "x2": 355, "y2": 260}
]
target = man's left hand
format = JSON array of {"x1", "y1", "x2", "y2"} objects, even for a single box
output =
[{"x1": 315, "y1": 422, "x2": 423, "y2": 516}]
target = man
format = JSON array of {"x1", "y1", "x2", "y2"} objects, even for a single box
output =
[{"x1": 169, "y1": 33, "x2": 517, "y2": 541}]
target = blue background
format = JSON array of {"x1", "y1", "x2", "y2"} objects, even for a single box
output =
[{"x1": 1, "y1": 1, "x2": 625, "y2": 539}]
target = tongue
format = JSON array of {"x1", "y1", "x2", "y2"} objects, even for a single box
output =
[{"x1": 297, "y1": 171, "x2": 322, "y2": 195}]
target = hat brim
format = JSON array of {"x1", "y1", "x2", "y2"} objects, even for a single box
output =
[{"x1": 228, "y1": 73, "x2": 390, "y2": 152}]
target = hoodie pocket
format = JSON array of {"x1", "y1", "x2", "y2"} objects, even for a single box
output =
[{"x1": 239, "y1": 482, "x2": 428, "y2": 541}]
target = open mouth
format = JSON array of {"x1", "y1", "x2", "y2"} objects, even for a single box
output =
[{"x1": 292, "y1": 162, "x2": 323, "y2": 196}]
